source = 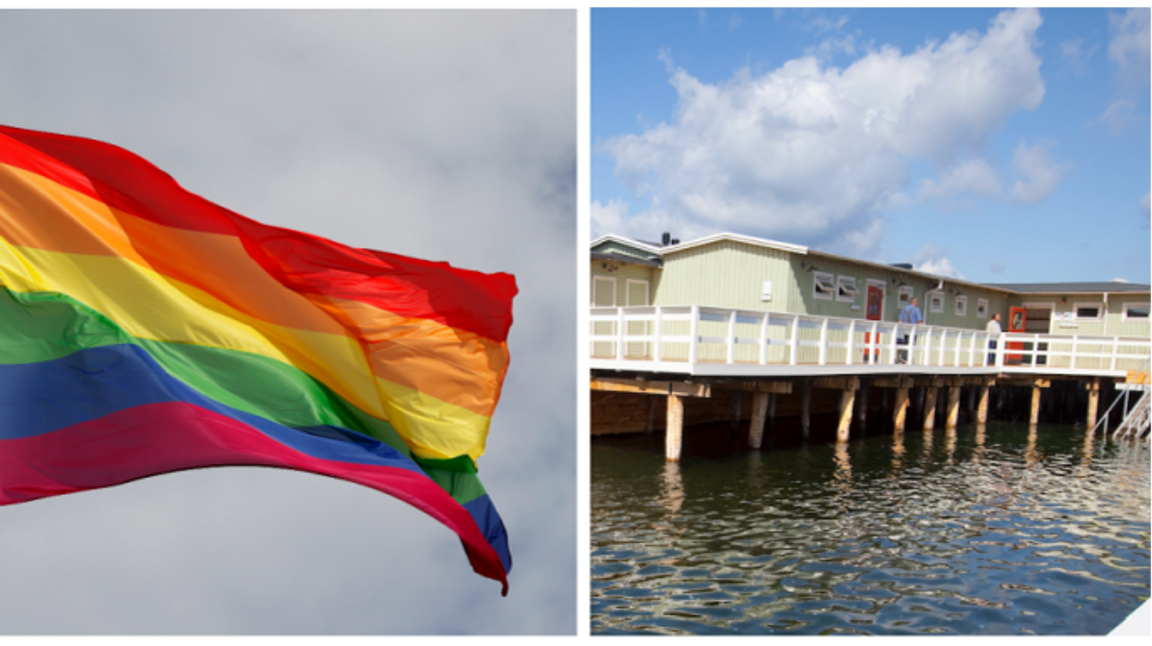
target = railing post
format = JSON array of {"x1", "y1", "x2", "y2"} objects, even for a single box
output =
[
  {"x1": 653, "y1": 306, "x2": 663, "y2": 362},
  {"x1": 1111, "y1": 337, "x2": 1119, "y2": 371},
  {"x1": 1070, "y1": 335, "x2": 1077, "y2": 370},
  {"x1": 689, "y1": 305, "x2": 700, "y2": 365},
  {"x1": 726, "y1": 309, "x2": 737, "y2": 364},
  {"x1": 918, "y1": 328, "x2": 927, "y2": 366},
  {"x1": 789, "y1": 316, "x2": 799, "y2": 366},
  {"x1": 847, "y1": 319, "x2": 856, "y2": 366},
  {"x1": 818, "y1": 317, "x2": 828, "y2": 366},
  {"x1": 937, "y1": 329, "x2": 946, "y2": 366},
  {"x1": 759, "y1": 312, "x2": 769, "y2": 365},
  {"x1": 870, "y1": 321, "x2": 879, "y2": 365},
  {"x1": 967, "y1": 331, "x2": 976, "y2": 367},
  {"x1": 616, "y1": 307, "x2": 625, "y2": 361},
  {"x1": 996, "y1": 332, "x2": 1005, "y2": 368}
]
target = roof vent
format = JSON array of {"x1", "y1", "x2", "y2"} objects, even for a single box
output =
[
  {"x1": 661, "y1": 232, "x2": 671, "y2": 246},
  {"x1": 670, "y1": 238, "x2": 679, "y2": 245},
  {"x1": 889, "y1": 263, "x2": 913, "y2": 270}
]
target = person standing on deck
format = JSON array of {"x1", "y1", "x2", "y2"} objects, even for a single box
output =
[
  {"x1": 986, "y1": 313, "x2": 1002, "y2": 365},
  {"x1": 898, "y1": 297, "x2": 923, "y2": 364}
]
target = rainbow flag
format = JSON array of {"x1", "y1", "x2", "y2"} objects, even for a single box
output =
[{"x1": 0, "y1": 125, "x2": 515, "y2": 593}]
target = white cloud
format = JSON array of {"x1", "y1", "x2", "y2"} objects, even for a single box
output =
[
  {"x1": 912, "y1": 244, "x2": 966, "y2": 279},
  {"x1": 916, "y1": 157, "x2": 1003, "y2": 202},
  {"x1": 1100, "y1": 99, "x2": 1138, "y2": 134},
  {"x1": 1141, "y1": 192, "x2": 1150, "y2": 220},
  {"x1": 600, "y1": 8, "x2": 1050, "y2": 257},
  {"x1": 1060, "y1": 37, "x2": 1097, "y2": 75},
  {"x1": 1108, "y1": 8, "x2": 1151, "y2": 76},
  {"x1": 1010, "y1": 141, "x2": 1067, "y2": 204}
]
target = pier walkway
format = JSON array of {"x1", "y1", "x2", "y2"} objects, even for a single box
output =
[{"x1": 590, "y1": 305, "x2": 1151, "y2": 460}]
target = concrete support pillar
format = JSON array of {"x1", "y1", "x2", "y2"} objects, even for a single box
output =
[
  {"x1": 1086, "y1": 379, "x2": 1100, "y2": 430},
  {"x1": 665, "y1": 393, "x2": 683, "y2": 462},
  {"x1": 977, "y1": 385, "x2": 990, "y2": 424},
  {"x1": 894, "y1": 387, "x2": 909, "y2": 433},
  {"x1": 837, "y1": 388, "x2": 855, "y2": 443},
  {"x1": 946, "y1": 385, "x2": 961, "y2": 429},
  {"x1": 922, "y1": 387, "x2": 938, "y2": 432},
  {"x1": 1036, "y1": 382, "x2": 1046, "y2": 423},
  {"x1": 801, "y1": 380, "x2": 812, "y2": 441},
  {"x1": 748, "y1": 392, "x2": 770, "y2": 449}
]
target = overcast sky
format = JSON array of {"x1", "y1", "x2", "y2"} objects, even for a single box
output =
[
  {"x1": 0, "y1": 10, "x2": 575, "y2": 634},
  {"x1": 592, "y1": 7, "x2": 1150, "y2": 285}
]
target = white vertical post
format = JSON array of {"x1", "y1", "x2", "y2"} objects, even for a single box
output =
[
  {"x1": 616, "y1": 307, "x2": 625, "y2": 361},
  {"x1": 919, "y1": 328, "x2": 928, "y2": 367},
  {"x1": 759, "y1": 312, "x2": 769, "y2": 365},
  {"x1": 818, "y1": 317, "x2": 828, "y2": 365},
  {"x1": 870, "y1": 321, "x2": 879, "y2": 365},
  {"x1": 937, "y1": 329, "x2": 947, "y2": 366},
  {"x1": 726, "y1": 309, "x2": 737, "y2": 364},
  {"x1": 847, "y1": 319, "x2": 856, "y2": 366},
  {"x1": 689, "y1": 305, "x2": 700, "y2": 365},
  {"x1": 789, "y1": 315, "x2": 799, "y2": 366},
  {"x1": 1069, "y1": 334, "x2": 1077, "y2": 370},
  {"x1": 1110, "y1": 337, "x2": 1119, "y2": 371},
  {"x1": 653, "y1": 306, "x2": 663, "y2": 362},
  {"x1": 967, "y1": 331, "x2": 976, "y2": 367},
  {"x1": 996, "y1": 332, "x2": 1005, "y2": 368}
]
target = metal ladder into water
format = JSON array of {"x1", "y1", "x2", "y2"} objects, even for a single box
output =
[{"x1": 1093, "y1": 357, "x2": 1152, "y2": 442}]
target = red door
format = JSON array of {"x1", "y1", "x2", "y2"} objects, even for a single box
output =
[
  {"x1": 863, "y1": 285, "x2": 883, "y2": 361},
  {"x1": 1007, "y1": 306, "x2": 1026, "y2": 364}
]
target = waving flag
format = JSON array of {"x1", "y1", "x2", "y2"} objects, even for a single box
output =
[{"x1": 0, "y1": 124, "x2": 516, "y2": 593}]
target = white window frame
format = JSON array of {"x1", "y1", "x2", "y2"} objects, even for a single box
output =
[
  {"x1": 897, "y1": 285, "x2": 914, "y2": 308},
  {"x1": 928, "y1": 290, "x2": 944, "y2": 314},
  {"x1": 625, "y1": 279, "x2": 649, "y2": 307},
  {"x1": 1123, "y1": 302, "x2": 1150, "y2": 321},
  {"x1": 1073, "y1": 302, "x2": 1104, "y2": 320},
  {"x1": 955, "y1": 295, "x2": 968, "y2": 317},
  {"x1": 592, "y1": 275, "x2": 617, "y2": 307},
  {"x1": 836, "y1": 275, "x2": 859, "y2": 303},
  {"x1": 813, "y1": 271, "x2": 835, "y2": 301},
  {"x1": 976, "y1": 298, "x2": 989, "y2": 319}
]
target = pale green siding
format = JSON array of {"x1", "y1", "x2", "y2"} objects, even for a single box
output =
[
  {"x1": 590, "y1": 262, "x2": 653, "y2": 306},
  {"x1": 651, "y1": 240, "x2": 794, "y2": 313}
]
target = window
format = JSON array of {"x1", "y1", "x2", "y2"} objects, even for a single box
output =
[
  {"x1": 929, "y1": 291, "x2": 944, "y2": 314},
  {"x1": 836, "y1": 276, "x2": 859, "y2": 303},
  {"x1": 813, "y1": 271, "x2": 835, "y2": 300},
  {"x1": 1124, "y1": 303, "x2": 1150, "y2": 321},
  {"x1": 1073, "y1": 302, "x2": 1103, "y2": 320},
  {"x1": 592, "y1": 276, "x2": 616, "y2": 307},
  {"x1": 897, "y1": 285, "x2": 914, "y2": 308},
  {"x1": 976, "y1": 298, "x2": 989, "y2": 319},
  {"x1": 955, "y1": 295, "x2": 968, "y2": 317},
  {"x1": 625, "y1": 279, "x2": 649, "y2": 307}
]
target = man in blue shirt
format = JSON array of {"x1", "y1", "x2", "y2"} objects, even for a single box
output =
[{"x1": 897, "y1": 297, "x2": 923, "y2": 363}]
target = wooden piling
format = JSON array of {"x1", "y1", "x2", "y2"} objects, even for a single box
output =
[
  {"x1": 977, "y1": 384, "x2": 990, "y2": 424},
  {"x1": 837, "y1": 387, "x2": 856, "y2": 443},
  {"x1": 748, "y1": 392, "x2": 769, "y2": 449},
  {"x1": 1086, "y1": 379, "x2": 1100, "y2": 429},
  {"x1": 857, "y1": 380, "x2": 869, "y2": 432},
  {"x1": 1030, "y1": 384, "x2": 1042, "y2": 425},
  {"x1": 894, "y1": 387, "x2": 909, "y2": 432},
  {"x1": 801, "y1": 380, "x2": 812, "y2": 440},
  {"x1": 922, "y1": 386, "x2": 938, "y2": 431},
  {"x1": 665, "y1": 393, "x2": 683, "y2": 462},
  {"x1": 946, "y1": 385, "x2": 961, "y2": 429},
  {"x1": 730, "y1": 390, "x2": 742, "y2": 429}
]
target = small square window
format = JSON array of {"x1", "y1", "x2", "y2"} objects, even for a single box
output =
[
  {"x1": 813, "y1": 272, "x2": 835, "y2": 300},
  {"x1": 976, "y1": 299, "x2": 989, "y2": 319},
  {"x1": 1124, "y1": 303, "x2": 1150, "y2": 320},
  {"x1": 897, "y1": 285, "x2": 914, "y2": 308},
  {"x1": 1074, "y1": 303, "x2": 1103, "y2": 320},
  {"x1": 836, "y1": 276, "x2": 859, "y2": 303},
  {"x1": 929, "y1": 291, "x2": 944, "y2": 314},
  {"x1": 955, "y1": 295, "x2": 968, "y2": 317}
]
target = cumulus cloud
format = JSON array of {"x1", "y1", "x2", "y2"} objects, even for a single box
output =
[
  {"x1": 1010, "y1": 141, "x2": 1067, "y2": 203},
  {"x1": 599, "y1": 8, "x2": 1053, "y2": 257},
  {"x1": 912, "y1": 244, "x2": 965, "y2": 279},
  {"x1": 1100, "y1": 99, "x2": 1138, "y2": 134},
  {"x1": 1108, "y1": 8, "x2": 1151, "y2": 77},
  {"x1": 1060, "y1": 37, "x2": 1097, "y2": 74},
  {"x1": 1141, "y1": 192, "x2": 1150, "y2": 220}
]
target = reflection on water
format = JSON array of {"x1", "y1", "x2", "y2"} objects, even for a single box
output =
[{"x1": 591, "y1": 422, "x2": 1151, "y2": 635}]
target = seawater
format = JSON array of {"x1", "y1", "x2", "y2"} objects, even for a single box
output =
[{"x1": 591, "y1": 422, "x2": 1151, "y2": 635}]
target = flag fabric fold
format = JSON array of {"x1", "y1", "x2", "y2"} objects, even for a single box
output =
[{"x1": 0, "y1": 124, "x2": 515, "y2": 593}]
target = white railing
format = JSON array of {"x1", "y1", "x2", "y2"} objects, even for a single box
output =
[{"x1": 590, "y1": 305, "x2": 1152, "y2": 376}]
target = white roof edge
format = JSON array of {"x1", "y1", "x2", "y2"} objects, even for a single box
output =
[
  {"x1": 589, "y1": 234, "x2": 665, "y2": 254},
  {"x1": 660, "y1": 232, "x2": 809, "y2": 256}
]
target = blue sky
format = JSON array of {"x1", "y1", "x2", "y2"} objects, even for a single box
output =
[{"x1": 592, "y1": 7, "x2": 1151, "y2": 285}]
